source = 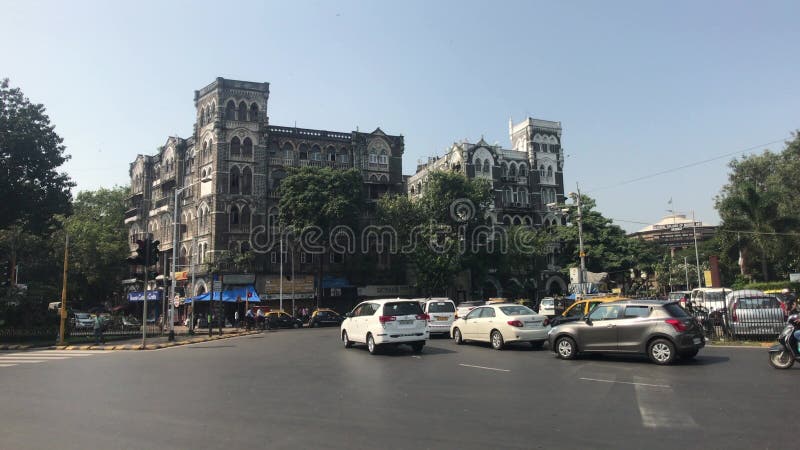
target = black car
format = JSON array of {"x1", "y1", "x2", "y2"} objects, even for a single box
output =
[
  {"x1": 267, "y1": 311, "x2": 304, "y2": 329},
  {"x1": 308, "y1": 309, "x2": 344, "y2": 327}
]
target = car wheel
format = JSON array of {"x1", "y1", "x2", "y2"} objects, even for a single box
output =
[
  {"x1": 312, "y1": 321, "x2": 319, "y2": 328},
  {"x1": 648, "y1": 338, "x2": 676, "y2": 365},
  {"x1": 555, "y1": 336, "x2": 577, "y2": 360},
  {"x1": 490, "y1": 330, "x2": 505, "y2": 350},
  {"x1": 367, "y1": 333, "x2": 379, "y2": 355},
  {"x1": 453, "y1": 328, "x2": 464, "y2": 345},
  {"x1": 293, "y1": 323, "x2": 300, "y2": 329},
  {"x1": 342, "y1": 330, "x2": 353, "y2": 348},
  {"x1": 679, "y1": 349, "x2": 699, "y2": 360},
  {"x1": 411, "y1": 341, "x2": 425, "y2": 353},
  {"x1": 529, "y1": 340, "x2": 545, "y2": 350}
]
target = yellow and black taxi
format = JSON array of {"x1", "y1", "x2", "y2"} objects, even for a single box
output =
[
  {"x1": 308, "y1": 308, "x2": 344, "y2": 327},
  {"x1": 550, "y1": 295, "x2": 628, "y2": 327}
]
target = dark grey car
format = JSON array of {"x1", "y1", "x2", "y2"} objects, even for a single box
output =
[{"x1": 547, "y1": 300, "x2": 705, "y2": 365}]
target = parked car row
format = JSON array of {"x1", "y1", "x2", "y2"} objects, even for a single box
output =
[{"x1": 339, "y1": 297, "x2": 705, "y2": 365}]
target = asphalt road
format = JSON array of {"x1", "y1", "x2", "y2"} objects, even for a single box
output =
[{"x1": 0, "y1": 328, "x2": 794, "y2": 450}]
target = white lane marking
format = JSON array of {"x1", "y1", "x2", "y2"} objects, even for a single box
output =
[
  {"x1": 411, "y1": 355, "x2": 421, "y2": 359},
  {"x1": 0, "y1": 360, "x2": 47, "y2": 363},
  {"x1": 0, "y1": 364, "x2": 17, "y2": 367},
  {"x1": 579, "y1": 377, "x2": 670, "y2": 388},
  {"x1": 0, "y1": 356, "x2": 70, "y2": 360},
  {"x1": 635, "y1": 378, "x2": 698, "y2": 429},
  {"x1": 459, "y1": 363, "x2": 510, "y2": 372}
]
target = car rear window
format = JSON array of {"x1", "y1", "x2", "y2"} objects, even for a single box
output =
[
  {"x1": 500, "y1": 305, "x2": 536, "y2": 316},
  {"x1": 541, "y1": 299, "x2": 554, "y2": 306},
  {"x1": 664, "y1": 303, "x2": 689, "y2": 318},
  {"x1": 428, "y1": 302, "x2": 455, "y2": 313},
  {"x1": 383, "y1": 302, "x2": 423, "y2": 316},
  {"x1": 735, "y1": 297, "x2": 780, "y2": 309}
]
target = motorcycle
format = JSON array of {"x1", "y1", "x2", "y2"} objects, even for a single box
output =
[{"x1": 768, "y1": 314, "x2": 800, "y2": 369}]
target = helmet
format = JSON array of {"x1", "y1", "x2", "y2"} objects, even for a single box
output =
[
  {"x1": 788, "y1": 314, "x2": 800, "y2": 325},
  {"x1": 782, "y1": 288, "x2": 790, "y2": 294}
]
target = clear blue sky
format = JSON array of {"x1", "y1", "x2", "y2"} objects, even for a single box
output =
[{"x1": 5, "y1": 0, "x2": 799, "y2": 232}]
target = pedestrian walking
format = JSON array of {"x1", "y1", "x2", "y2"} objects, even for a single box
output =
[
  {"x1": 234, "y1": 310, "x2": 240, "y2": 329},
  {"x1": 256, "y1": 308, "x2": 265, "y2": 330},
  {"x1": 93, "y1": 313, "x2": 104, "y2": 345}
]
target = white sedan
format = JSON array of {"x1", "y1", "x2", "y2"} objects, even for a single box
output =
[{"x1": 450, "y1": 304, "x2": 550, "y2": 349}]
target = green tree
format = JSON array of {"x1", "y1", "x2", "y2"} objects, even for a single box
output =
[
  {"x1": 278, "y1": 167, "x2": 363, "y2": 304},
  {"x1": 0, "y1": 78, "x2": 74, "y2": 232}
]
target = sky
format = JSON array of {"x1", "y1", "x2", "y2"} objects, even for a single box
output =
[{"x1": 4, "y1": 0, "x2": 799, "y2": 232}]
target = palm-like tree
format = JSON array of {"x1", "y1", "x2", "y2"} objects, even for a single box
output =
[{"x1": 718, "y1": 184, "x2": 799, "y2": 281}]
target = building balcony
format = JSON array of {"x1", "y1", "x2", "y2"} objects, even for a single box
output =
[{"x1": 368, "y1": 162, "x2": 389, "y2": 171}]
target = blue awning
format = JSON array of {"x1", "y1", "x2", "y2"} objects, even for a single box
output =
[
  {"x1": 184, "y1": 285, "x2": 261, "y2": 303},
  {"x1": 322, "y1": 276, "x2": 351, "y2": 289}
]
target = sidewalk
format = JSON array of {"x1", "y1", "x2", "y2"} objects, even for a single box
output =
[{"x1": 1, "y1": 327, "x2": 262, "y2": 351}]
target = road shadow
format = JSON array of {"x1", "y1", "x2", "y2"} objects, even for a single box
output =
[
  {"x1": 348, "y1": 343, "x2": 458, "y2": 357},
  {"x1": 575, "y1": 353, "x2": 730, "y2": 366},
  {"x1": 459, "y1": 341, "x2": 550, "y2": 352}
]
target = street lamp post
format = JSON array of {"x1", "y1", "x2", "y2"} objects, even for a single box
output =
[
  {"x1": 567, "y1": 186, "x2": 586, "y2": 294},
  {"x1": 168, "y1": 177, "x2": 210, "y2": 342}
]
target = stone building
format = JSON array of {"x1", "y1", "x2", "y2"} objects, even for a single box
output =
[
  {"x1": 125, "y1": 78, "x2": 404, "y2": 311},
  {"x1": 407, "y1": 117, "x2": 568, "y2": 300}
]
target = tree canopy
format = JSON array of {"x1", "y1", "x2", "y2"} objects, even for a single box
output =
[{"x1": 0, "y1": 78, "x2": 74, "y2": 232}]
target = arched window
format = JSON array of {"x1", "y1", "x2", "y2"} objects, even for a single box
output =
[
  {"x1": 249, "y1": 103, "x2": 259, "y2": 121},
  {"x1": 230, "y1": 166, "x2": 240, "y2": 194},
  {"x1": 519, "y1": 164, "x2": 527, "y2": 177},
  {"x1": 240, "y1": 205, "x2": 251, "y2": 232},
  {"x1": 483, "y1": 160, "x2": 490, "y2": 174},
  {"x1": 225, "y1": 101, "x2": 236, "y2": 120},
  {"x1": 501, "y1": 162, "x2": 508, "y2": 177},
  {"x1": 504, "y1": 187, "x2": 513, "y2": 204},
  {"x1": 230, "y1": 137, "x2": 241, "y2": 158},
  {"x1": 299, "y1": 143, "x2": 309, "y2": 160},
  {"x1": 242, "y1": 137, "x2": 253, "y2": 158},
  {"x1": 519, "y1": 188, "x2": 528, "y2": 205},
  {"x1": 282, "y1": 142, "x2": 294, "y2": 159},
  {"x1": 311, "y1": 145, "x2": 322, "y2": 161},
  {"x1": 199, "y1": 107, "x2": 205, "y2": 127},
  {"x1": 240, "y1": 241, "x2": 250, "y2": 254},
  {"x1": 338, "y1": 147, "x2": 349, "y2": 163},
  {"x1": 539, "y1": 165, "x2": 546, "y2": 178},
  {"x1": 475, "y1": 158, "x2": 482, "y2": 172},
  {"x1": 230, "y1": 206, "x2": 240, "y2": 230},
  {"x1": 241, "y1": 166, "x2": 252, "y2": 195},
  {"x1": 237, "y1": 101, "x2": 247, "y2": 121},
  {"x1": 326, "y1": 145, "x2": 336, "y2": 161},
  {"x1": 508, "y1": 163, "x2": 517, "y2": 177},
  {"x1": 369, "y1": 148, "x2": 378, "y2": 164},
  {"x1": 547, "y1": 166, "x2": 553, "y2": 179},
  {"x1": 379, "y1": 150, "x2": 388, "y2": 165},
  {"x1": 513, "y1": 216, "x2": 522, "y2": 226}
]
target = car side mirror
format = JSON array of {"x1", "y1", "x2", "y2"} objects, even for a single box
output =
[
  {"x1": 345, "y1": 312, "x2": 353, "y2": 318},
  {"x1": 585, "y1": 316, "x2": 593, "y2": 325}
]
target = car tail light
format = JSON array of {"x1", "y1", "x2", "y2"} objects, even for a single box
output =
[
  {"x1": 378, "y1": 315, "x2": 396, "y2": 324},
  {"x1": 665, "y1": 319, "x2": 687, "y2": 332},
  {"x1": 543, "y1": 318, "x2": 550, "y2": 327},
  {"x1": 507, "y1": 320, "x2": 524, "y2": 327},
  {"x1": 416, "y1": 313, "x2": 430, "y2": 321}
]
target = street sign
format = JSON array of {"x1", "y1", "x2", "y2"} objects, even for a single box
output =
[{"x1": 213, "y1": 281, "x2": 222, "y2": 291}]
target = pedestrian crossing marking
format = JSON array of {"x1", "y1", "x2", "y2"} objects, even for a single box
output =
[{"x1": 0, "y1": 349, "x2": 114, "y2": 369}]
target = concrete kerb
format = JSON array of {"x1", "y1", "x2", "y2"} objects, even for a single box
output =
[{"x1": 0, "y1": 330, "x2": 262, "y2": 351}]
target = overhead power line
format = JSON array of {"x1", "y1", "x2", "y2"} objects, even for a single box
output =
[{"x1": 585, "y1": 137, "x2": 791, "y2": 194}]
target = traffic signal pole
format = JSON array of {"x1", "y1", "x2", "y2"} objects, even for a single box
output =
[
  {"x1": 58, "y1": 233, "x2": 69, "y2": 345},
  {"x1": 142, "y1": 238, "x2": 149, "y2": 348}
]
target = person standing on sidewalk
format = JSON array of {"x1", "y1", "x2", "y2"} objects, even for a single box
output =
[
  {"x1": 234, "y1": 310, "x2": 240, "y2": 329},
  {"x1": 93, "y1": 313, "x2": 104, "y2": 345}
]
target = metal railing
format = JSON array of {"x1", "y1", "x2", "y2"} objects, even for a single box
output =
[{"x1": 687, "y1": 305, "x2": 787, "y2": 341}]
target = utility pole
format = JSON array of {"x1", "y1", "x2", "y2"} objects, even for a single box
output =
[
  {"x1": 573, "y1": 185, "x2": 586, "y2": 293},
  {"x1": 279, "y1": 230, "x2": 284, "y2": 312},
  {"x1": 684, "y1": 256, "x2": 690, "y2": 289},
  {"x1": 692, "y1": 210, "x2": 702, "y2": 287},
  {"x1": 58, "y1": 233, "x2": 69, "y2": 345},
  {"x1": 142, "y1": 237, "x2": 150, "y2": 348}
]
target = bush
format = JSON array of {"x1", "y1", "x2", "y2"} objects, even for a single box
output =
[{"x1": 740, "y1": 281, "x2": 800, "y2": 292}]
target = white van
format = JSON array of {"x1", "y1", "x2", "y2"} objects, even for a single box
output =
[
  {"x1": 341, "y1": 299, "x2": 429, "y2": 354},
  {"x1": 420, "y1": 298, "x2": 456, "y2": 336},
  {"x1": 690, "y1": 288, "x2": 730, "y2": 312},
  {"x1": 538, "y1": 297, "x2": 556, "y2": 317}
]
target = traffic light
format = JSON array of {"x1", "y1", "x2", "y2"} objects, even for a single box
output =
[
  {"x1": 148, "y1": 240, "x2": 160, "y2": 266},
  {"x1": 127, "y1": 240, "x2": 146, "y2": 265}
]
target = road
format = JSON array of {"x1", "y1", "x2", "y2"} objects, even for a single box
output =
[{"x1": 0, "y1": 328, "x2": 794, "y2": 450}]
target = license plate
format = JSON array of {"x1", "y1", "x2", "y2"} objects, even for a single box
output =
[
  {"x1": 399, "y1": 320, "x2": 413, "y2": 325},
  {"x1": 693, "y1": 337, "x2": 702, "y2": 345},
  {"x1": 436, "y1": 316, "x2": 449, "y2": 321}
]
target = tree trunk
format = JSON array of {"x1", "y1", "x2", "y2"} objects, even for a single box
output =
[
  {"x1": 317, "y1": 248, "x2": 325, "y2": 309},
  {"x1": 761, "y1": 249, "x2": 770, "y2": 281}
]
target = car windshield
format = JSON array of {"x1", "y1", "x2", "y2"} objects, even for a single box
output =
[
  {"x1": 500, "y1": 305, "x2": 535, "y2": 316},
  {"x1": 459, "y1": 301, "x2": 484, "y2": 308},
  {"x1": 383, "y1": 302, "x2": 423, "y2": 316},
  {"x1": 429, "y1": 302, "x2": 455, "y2": 313},
  {"x1": 541, "y1": 300, "x2": 554, "y2": 306},
  {"x1": 736, "y1": 297, "x2": 780, "y2": 309},
  {"x1": 664, "y1": 303, "x2": 689, "y2": 318},
  {"x1": 75, "y1": 313, "x2": 90, "y2": 319},
  {"x1": 705, "y1": 292, "x2": 726, "y2": 302}
]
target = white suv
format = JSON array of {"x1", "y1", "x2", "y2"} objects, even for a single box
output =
[
  {"x1": 341, "y1": 299, "x2": 429, "y2": 354},
  {"x1": 420, "y1": 298, "x2": 457, "y2": 336}
]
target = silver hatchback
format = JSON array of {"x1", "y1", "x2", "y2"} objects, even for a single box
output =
[{"x1": 548, "y1": 300, "x2": 705, "y2": 365}]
